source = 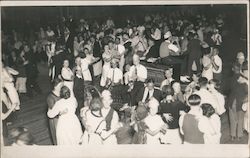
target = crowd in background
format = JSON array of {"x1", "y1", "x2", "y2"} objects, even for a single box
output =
[{"x1": 1, "y1": 7, "x2": 248, "y2": 145}]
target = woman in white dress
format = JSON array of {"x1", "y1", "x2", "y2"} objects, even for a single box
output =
[
  {"x1": 144, "y1": 98, "x2": 168, "y2": 144},
  {"x1": 81, "y1": 97, "x2": 106, "y2": 145},
  {"x1": 61, "y1": 59, "x2": 74, "y2": 97},
  {"x1": 47, "y1": 86, "x2": 83, "y2": 145},
  {"x1": 202, "y1": 48, "x2": 213, "y2": 81},
  {"x1": 200, "y1": 103, "x2": 221, "y2": 144},
  {"x1": 100, "y1": 45, "x2": 112, "y2": 87},
  {"x1": 2, "y1": 62, "x2": 20, "y2": 110}
]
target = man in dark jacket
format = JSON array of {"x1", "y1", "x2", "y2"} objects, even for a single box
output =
[
  {"x1": 136, "y1": 78, "x2": 162, "y2": 106},
  {"x1": 24, "y1": 44, "x2": 42, "y2": 97}
]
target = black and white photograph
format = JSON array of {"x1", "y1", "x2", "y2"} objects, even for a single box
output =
[{"x1": 1, "y1": 1, "x2": 249, "y2": 157}]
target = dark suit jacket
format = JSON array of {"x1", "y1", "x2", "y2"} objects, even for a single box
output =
[{"x1": 135, "y1": 87, "x2": 162, "y2": 104}]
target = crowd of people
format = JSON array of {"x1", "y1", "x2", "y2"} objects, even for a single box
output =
[{"x1": 1, "y1": 7, "x2": 248, "y2": 145}]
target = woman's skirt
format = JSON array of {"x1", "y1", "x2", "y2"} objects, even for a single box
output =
[
  {"x1": 160, "y1": 128, "x2": 182, "y2": 144},
  {"x1": 4, "y1": 82, "x2": 20, "y2": 110}
]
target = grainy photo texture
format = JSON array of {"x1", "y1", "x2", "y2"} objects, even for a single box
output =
[{"x1": 1, "y1": 1, "x2": 249, "y2": 157}]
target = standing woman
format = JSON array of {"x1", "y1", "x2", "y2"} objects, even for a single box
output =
[
  {"x1": 200, "y1": 103, "x2": 221, "y2": 144},
  {"x1": 81, "y1": 97, "x2": 106, "y2": 145},
  {"x1": 46, "y1": 78, "x2": 63, "y2": 145},
  {"x1": 61, "y1": 59, "x2": 74, "y2": 97},
  {"x1": 100, "y1": 45, "x2": 112, "y2": 88},
  {"x1": 2, "y1": 61, "x2": 20, "y2": 111},
  {"x1": 144, "y1": 97, "x2": 167, "y2": 144},
  {"x1": 47, "y1": 86, "x2": 83, "y2": 145}
]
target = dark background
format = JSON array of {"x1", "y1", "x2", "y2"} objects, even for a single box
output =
[{"x1": 1, "y1": 4, "x2": 247, "y2": 37}]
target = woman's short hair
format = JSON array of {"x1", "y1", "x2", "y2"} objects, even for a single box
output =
[
  {"x1": 89, "y1": 97, "x2": 103, "y2": 111},
  {"x1": 188, "y1": 94, "x2": 201, "y2": 106},
  {"x1": 201, "y1": 103, "x2": 215, "y2": 118},
  {"x1": 161, "y1": 85, "x2": 174, "y2": 98},
  {"x1": 192, "y1": 71, "x2": 201, "y2": 78},
  {"x1": 60, "y1": 86, "x2": 71, "y2": 99},
  {"x1": 199, "y1": 77, "x2": 208, "y2": 87},
  {"x1": 146, "y1": 78, "x2": 155, "y2": 84},
  {"x1": 209, "y1": 79, "x2": 221, "y2": 90},
  {"x1": 52, "y1": 78, "x2": 62, "y2": 89}
]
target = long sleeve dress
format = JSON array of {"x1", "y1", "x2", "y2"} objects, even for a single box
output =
[
  {"x1": 2, "y1": 67, "x2": 20, "y2": 110},
  {"x1": 47, "y1": 97, "x2": 83, "y2": 145}
]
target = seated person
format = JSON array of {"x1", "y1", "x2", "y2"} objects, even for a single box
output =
[
  {"x1": 160, "y1": 67, "x2": 175, "y2": 90},
  {"x1": 136, "y1": 78, "x2": 162, "y2": 106},
  {"x1": 128, "y1": 54, "x2": 147, "y2": 83},
  {"x1": 128, "y1": 54, "x2": 148, "y2": 97}
]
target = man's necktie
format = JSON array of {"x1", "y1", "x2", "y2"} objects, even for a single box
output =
[
  {"x1": 134, "y1": 66, "x2": 138, "y2": 81},
  {"x1": 112, "y1": 69, "x2": 115, "y2": 83},
  {"x1": 145, "y1": 90, "x2": 150, "y2": 102}
]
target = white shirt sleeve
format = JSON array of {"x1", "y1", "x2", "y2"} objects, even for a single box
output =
[
  {"x1": 212, "y1": 56, "x2": 222, "y2": 73},
  {"x1": 47, "y1": 101, "x2": 61, "y2": 118},
  {"x1": 61, "y1": 68, "x2": 73, "y2": 80},
  {"x1": 179, "y1": 114, "x2": 185, "y2": 135},
  {"x1": 140, "y1": 65, "x2": 147, "y2": 80},
  {"x1": 128, "y1": 66, "x2": 134, "y2": 81}
]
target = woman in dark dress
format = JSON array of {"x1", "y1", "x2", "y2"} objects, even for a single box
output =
[
  {"x1": 46, "y1": 78, "x2": 63, "y2": 145},
  {"x1": 159, "y1": 85, "x2": 190, "y2": 144}
]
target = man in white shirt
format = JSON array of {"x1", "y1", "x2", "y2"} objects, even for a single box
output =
[
  {"x1": 159, "y1": 31, "x2": 180, "y2": 58},
  {"x1": 194, "y1": 77, "x2": 220, "y2": 115},
  {"x1": 106, "y1": 59, "x2": 123, "y2": 87},
  {"x1": 128, "y1": 54, "x2": 147, "y2": 83},
  {"x1": 211, "y1": 48, "x2": 222, "y2": 81},
  {"x1": 136, "y1": 78, "x2": 162, "y2": 105},
  {"x1": 80, "y1": 48, "x2": 96, "y2": 85}
]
